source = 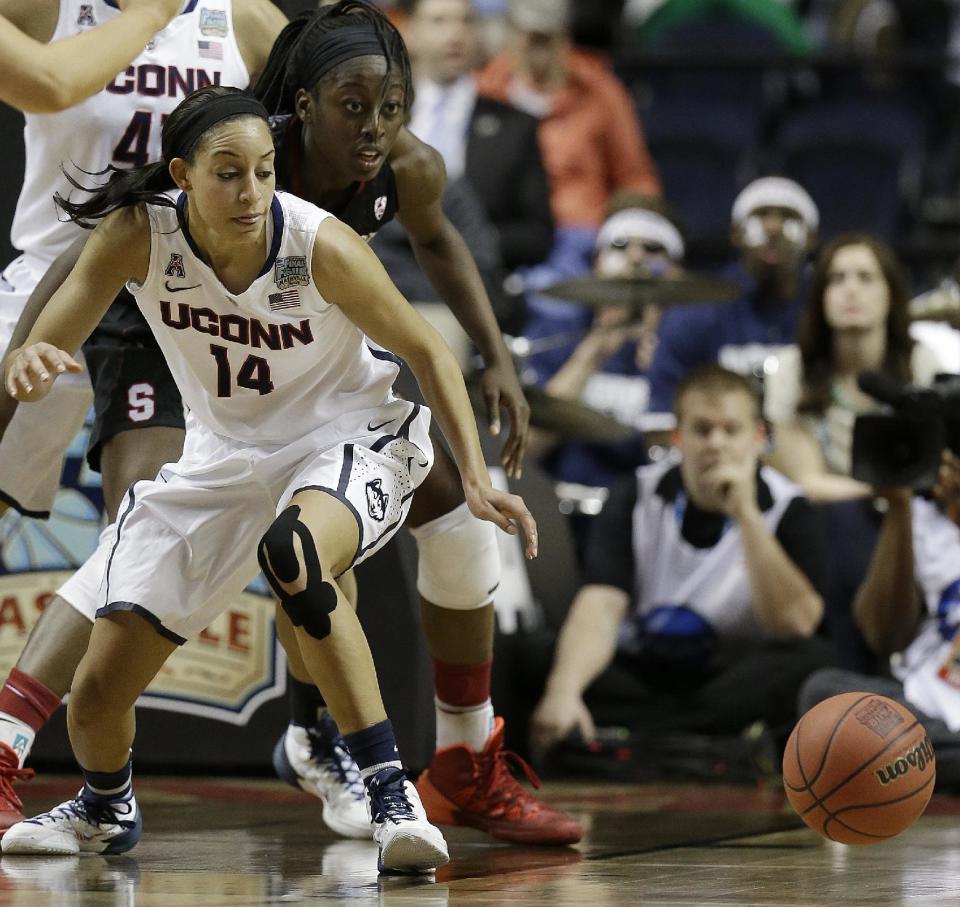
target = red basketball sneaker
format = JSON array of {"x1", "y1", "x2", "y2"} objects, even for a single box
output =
[
  {"x1": 0, "y1": 742, "x2": 33, "y2": 835},
  {"x1": 416, "y1": 718, "x2": 583, "y2": 846}
]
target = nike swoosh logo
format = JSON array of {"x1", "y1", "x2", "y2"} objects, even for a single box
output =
[
  {"x1": 367, "y1": 419, "x2": 393, "y2": 432},
  {"x1": 164, "y1": 281, "x2": 201, "y2": 293}
]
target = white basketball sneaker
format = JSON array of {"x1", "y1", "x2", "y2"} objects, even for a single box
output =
[
  {"x1": 1, "y1": 792, "x2": 141, "y2": 855},
  {"x1": 273, "y1": 717, "x2": 371, "y2": 839},
  {"x1": 367, "y1": 766, "x2": 449, "y2": 874}
]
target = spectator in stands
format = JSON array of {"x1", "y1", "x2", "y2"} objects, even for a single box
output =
[
  {"x1": 529, "y1": 365, "x2": 830, "y2": 762},
  {"x1": 646, "y1": 176, "x2": 818, "y2": 420},
  {"x1": 766, "y1": 233, "x2": 942, "y2": 503},
  {"x1": 475, "y1": 0, "x2": 661, "y2": 280},
  {"x1": 402, "y1": 0, "x2": 554, "y2": 272},
  {"x1": 765, "y1": 232, "x2": 942, "y2": 671},
  {"x1": 798, "y1": 477, "x2": 960, "y2": 789},
  {"x1": 523, "y1": 198, "x2": 685, "y2": 491}
]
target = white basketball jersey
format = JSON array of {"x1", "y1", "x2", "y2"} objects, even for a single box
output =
[
  {"x1": 12, "y1": 0, "x2": 248, "y2": 277},
  {"x1": 630, "y1": 460, "x2": 802, "y2": 641},
  {"x1": 131, "y1": 192, "x2": 401, "y2": 443}
]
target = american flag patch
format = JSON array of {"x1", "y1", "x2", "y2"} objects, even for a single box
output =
[
  {"x1": 197, "y1": 40, "x2": 223, "y2": 60},
  {"x1": 269, "y1": 289, "x2": 300, "y2": 310}
]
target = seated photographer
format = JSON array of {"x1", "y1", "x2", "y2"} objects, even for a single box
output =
[
  {"x1": 523, "y1": 200, "x2": 685, "y2": 491},
  {"x1": 799, "y1": 479, "x2": 960, "y2": 789},
  {"x1": 766, "y1": 233, "x2": 942, "y2": 503},
  {"x1": 529, "y1": 365, "x2": 832, "y2": 770}
]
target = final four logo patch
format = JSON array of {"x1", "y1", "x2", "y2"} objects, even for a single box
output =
[
  {"x1": 274, "y1": 256, "x2": 309, "y2": 290},
  {"x1": 199, "y1": 8, "x2": 228, "y2": 37},
  {"x1": 77, "y1": 4, "x2": 96, "y2": 26},
  {"x1": 374, "y1": 195, "x2": 387, "y2": 221},
  {"x1": 163, "y1": 253, "x2": 186, "y2": 278}
]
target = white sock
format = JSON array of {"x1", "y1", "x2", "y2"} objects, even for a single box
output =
[
  {"x1": 0, "y1": 714, "x2": 35, "y2": 767},
  {"x1": 435, "y1": 698, "x2": 495, "y2": 752}
]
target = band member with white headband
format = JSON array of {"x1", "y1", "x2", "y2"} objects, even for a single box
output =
[
  {"x1": 647, "y1": 176, "x2": 819, "y2": 420},
  {"x1": 525, "y1": 197, "x2": 686, "y2": 493}
]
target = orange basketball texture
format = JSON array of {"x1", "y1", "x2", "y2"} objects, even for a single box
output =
[{"x1": 783, "y1": 692, "x2": 936, "y2": 845}]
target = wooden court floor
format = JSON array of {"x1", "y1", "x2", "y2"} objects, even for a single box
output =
[{"x1": 0, "y1": 776, "x2": 958, "y2": 905}]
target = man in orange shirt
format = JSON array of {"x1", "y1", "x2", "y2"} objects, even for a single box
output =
[{"x1": 476, "y1": 0, "x2": 660, "y2": 236}]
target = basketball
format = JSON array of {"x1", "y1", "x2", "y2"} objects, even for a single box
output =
[{"x1": 783, "y1": 692, "x2": 936, "y2": 845}]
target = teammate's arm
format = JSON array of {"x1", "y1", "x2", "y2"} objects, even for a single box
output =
[
  {"x1": 390, "y1": 128, "x2": 530, "y2": 479},
  {"x1": 0, "y1": 0, "x2": 184, "y2": 113},
  {"x1": 0, "y1": 234, "x2": 88, "y2": 436},
  {"x1": 232, "y1": 0, "x2": 288, "y2": 83},
  {"x1": 312, "y1": 216, "x2": 538, "y2": 558},
  {"x1": 5, "y1": 207, "x2": 150, "y2": 401}
]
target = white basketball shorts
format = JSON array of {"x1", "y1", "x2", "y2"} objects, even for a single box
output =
[{"x1": 58, "y1": 400, "x2": 433, "y2": 642}]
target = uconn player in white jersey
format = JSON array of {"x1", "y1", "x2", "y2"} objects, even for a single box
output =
[
  {"x1": 0, "y1": 0, "x2": 284, "y2": 521},
  {"x1": 0, "y1": 88, "x2": 537, "y2": 870}
]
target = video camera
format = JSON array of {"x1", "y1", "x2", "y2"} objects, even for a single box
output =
[{"x1": 852, "y1": 371, "x2": 960, "y2": 489}]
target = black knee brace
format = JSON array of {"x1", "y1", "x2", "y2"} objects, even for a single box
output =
[{"x1": 258, "y1": 505, "x2": 338, "y2": 640}]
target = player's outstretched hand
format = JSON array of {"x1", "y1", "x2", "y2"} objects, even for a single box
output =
[
  {"x1": 465, "y1": 482, "x2": 538, "y2": 559},
  {"x1": 5, "y1": 342, "x2": 81, "y2": 402},
  {"x1": 479, "y1": 360, "x2": 530, "y2": 480}
]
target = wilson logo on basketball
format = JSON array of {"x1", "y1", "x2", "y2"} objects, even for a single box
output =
[
  {"x1": 875, "y1": 736, "x2": 935, "y2": 786},
  {"x1": 854, "y1": 698, "x2": 905, "y2": 738}
]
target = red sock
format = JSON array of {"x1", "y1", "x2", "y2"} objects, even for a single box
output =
[
  {"x1": 0, "y1": 668, "x2": 61, "y2": 731},
  {"x1": 431, "y1": 658, "x2": 492, "y2": 708}
]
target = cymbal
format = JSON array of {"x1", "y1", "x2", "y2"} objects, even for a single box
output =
[
  {"x1": 542, "y1": 273, "x2": 739, "y2": 308},
  {"x1": 525, "y1": 386, "x2": 639, "y2": 443}
]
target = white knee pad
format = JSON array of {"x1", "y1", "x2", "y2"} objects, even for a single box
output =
[{"x1": 409, "y1": 502, "x2": 500, "y2": 609}]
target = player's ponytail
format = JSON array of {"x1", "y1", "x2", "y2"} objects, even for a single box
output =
[{"x1": 56, "y1": 86, "x2": 270, "y2": 228}]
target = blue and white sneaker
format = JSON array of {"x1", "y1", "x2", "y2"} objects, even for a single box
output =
[
  {"x1": 368, "y1": 767, "x2": 449, "y2": 874},
  {"x1": 0, "y1": 792, "x2": 141, "y2": 856},
  {"x1": 273, "y1": 716, "x2": 371, "y2": 839}
]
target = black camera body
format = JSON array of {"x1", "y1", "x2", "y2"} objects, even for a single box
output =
[{"x1": 851, "y1": 372, "x2": 960, "y2": 489}]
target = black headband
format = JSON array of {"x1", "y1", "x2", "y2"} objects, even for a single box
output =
[
  {"x1": 299, "y1": 25, "x2": 392, "y2": 90},
  {"x1": 167, "y1": 94, "x2": 270, "y2": 161}
]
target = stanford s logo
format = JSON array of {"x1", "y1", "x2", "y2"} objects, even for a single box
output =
[
  {"x1": 164, "y1": 253, "x2": 186, "y2": 278},
  {"x1": 366, "y1": 479, "x2": 388, "y2": 522}
]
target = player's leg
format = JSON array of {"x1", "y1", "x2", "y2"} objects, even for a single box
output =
[
  {"x1": 0, "y1": 268, "x2": 96, "y2": 829},
  {"x1": 272, "y1": 572, "x2": 369, "y2": 839},
  {"x1": 409, "y1": 440, "x2": 582, "y2": 846},
  {"x1": 82, "y1": 318, "x2": 187, "y2": 518},
  {"x1": 0, "y1": 325, "x2": 184, "y2": 830},
  {"x1": 1, "y1": 610, "x2": 176, "y2": 855},
  {"x1": 260, "y1": 489, "x2": 447, "y2": 872}
]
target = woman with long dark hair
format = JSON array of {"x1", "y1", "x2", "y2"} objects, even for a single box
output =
[
  {"x1": 0, "y1": 85, "x2": 535, "y2": 873},
  {"x1": 767, "y1": 232, "x2": 941, "y2": 502}
]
